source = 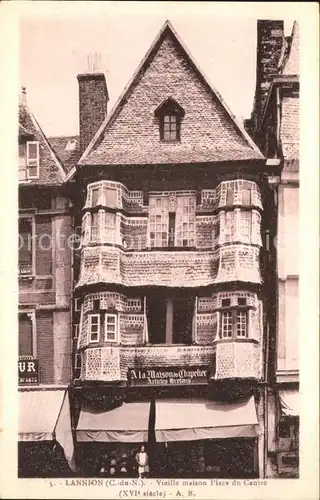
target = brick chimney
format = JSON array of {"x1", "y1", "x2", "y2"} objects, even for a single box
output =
[
  {"x1": 77, "y1": 73, "x2": 109, "y2": 154},
  {"x1": 254, "y1": 20, "x2": 284, "y2": 127}
]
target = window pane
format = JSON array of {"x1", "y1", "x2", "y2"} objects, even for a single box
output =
[
  {"x1": 175, "y1": 196, "x2": 196, "y2": 247},
  {"x1": 19, "y1": 314, "x2": 33, "y2": 356},
  {"x1": 28, "y1": 143, "x2": 37, "y2": 157},
  {"x1": 164, "y1": 115, "x2": 170, "y2": 123},
  {"x1": 19, "y1": 218, "x2": 33, "y2": 274},
  {"x1": 149, "y1": 196, "x2": 169, "y2": 247},
  {"x1": 91, "y1": 188, "x2": 100, "y2": 207}
]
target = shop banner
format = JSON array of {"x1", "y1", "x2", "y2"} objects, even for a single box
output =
[
  {"x1": 127, "y1": 366, "x2": 209, "y2": 387},
  {"x1": 18, "y1": 358, "x2": 39, "y2": 385}
]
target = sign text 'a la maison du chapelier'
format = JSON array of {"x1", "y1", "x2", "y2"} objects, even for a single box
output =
[{"x1": 127, "y1": 366, "x2": 209, "y2": 387}]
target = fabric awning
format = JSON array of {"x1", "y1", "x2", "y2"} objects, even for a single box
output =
[
  {"x1": 19, "y1": 388, "x2": 75, "y2": 470},
  {"x1": 154, "y1": 396, "x2": 258, "y2": 442},
  {"x1": 279, "y1": 389, "x2": 299, "y2": 416},
  {"x1": 77, "y1": 402, "x2": 151, "y2": 442}
]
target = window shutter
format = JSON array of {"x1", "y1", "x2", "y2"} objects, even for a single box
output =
[
  {"x1": 26, "y1": 142, "x2": 39, "y2": 178},
  {"x1": 19, "y1": 314, "x2": 33, "y2": 356}
]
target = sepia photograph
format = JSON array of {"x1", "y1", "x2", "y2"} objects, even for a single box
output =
[{"x1": 1, "y1": 1, "x2": 318, "y2": 498}]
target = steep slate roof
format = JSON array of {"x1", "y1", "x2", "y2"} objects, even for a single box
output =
[
  {"x1": 48, "y1": 136, "x2": 80, "y2": 173},
  {"x1": 79, "y1": 20, "x2": 263, "y2": 167},
  {"x1": 282, "y1": 22, "x2": 299, "y2": 76},
  {"x1": 19, "y1": 101, "x2": 66, "y2": 184}
]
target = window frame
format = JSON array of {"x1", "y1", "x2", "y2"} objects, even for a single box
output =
[
  {"x1": 104, "y1": 211, "x2": 116, "y2": 244},
  {"x1": 18, "y1": 309, "x2": 37, "y2": 357},
  {"x1": 26, "y1": 141, "x2": 40, "y2": 179},
  {"x1": 104, "y1": 313, "x2": 118, "y2": 343},
  {"x1": 161, "y1": 113, "x2": 180, "y2": 142},
  {"x1": 148, "y1": 195, "x2": 169, "y2": 248},
  {"x1": 175, "y1": 195, "x2": 196, "y2": 248},
  {"x1": 90, "y1": 212, "x2": 99, "y2": 243},
  {"x1": 220, "y1": 307, "x2": 249, "y2": 340},
  {"x1": 88, "y1": 313, "x2": 100, "y2": 343},
  {"x1": 18, "y1": 215, "x2": 35, "y2": 276}
]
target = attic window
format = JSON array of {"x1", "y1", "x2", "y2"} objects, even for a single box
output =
[{"x1": 154, "y1": 98, "x2": 185, "y2": 143}]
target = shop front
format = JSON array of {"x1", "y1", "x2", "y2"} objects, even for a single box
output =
[
  {"x1": 276, "y1": 388, "x2": 299, "y2": 478},
  {"x1": 75, "y1": 366, "x2": 260, "y2": 478},
  {"x1": 18, "y1": 387, "x2": 76, "y2": 477}
]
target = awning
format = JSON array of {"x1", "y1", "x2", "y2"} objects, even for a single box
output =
[
  {"x1": 19, "y1": 388, "x2": 75, "y2": 470},
  {"x1": 77, "y1": 402, "x2": 151, "y2": 442},
  {"x1": 154, "y1": 396, "x2": 258, "y2": 442},
  {"x1": 279, "y1": 389, "x2": 299, "y2": 416}
]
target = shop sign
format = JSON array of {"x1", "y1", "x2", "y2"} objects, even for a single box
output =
[
  {"x1": 127, "y1": 366, "x2": 209, "y2": 387},
  {"x1": 18, "y1": 358, "x2": 39, "y2": 385}
]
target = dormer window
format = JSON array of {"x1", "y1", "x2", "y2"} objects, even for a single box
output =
[{"x1": 154, "y1": 98, "x2": 185, "y2": 143}]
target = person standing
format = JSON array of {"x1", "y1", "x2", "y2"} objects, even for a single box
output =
[{"x1": 135, "y1": 445, "x2": 149, "y2": 478}]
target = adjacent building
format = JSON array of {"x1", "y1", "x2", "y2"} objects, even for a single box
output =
[
  {"x1": 18, "y1": 89, "x2": 75, "y2": 476},
  {"x1": 246, "y1": 20, "x2": 299, "y2": 478}
]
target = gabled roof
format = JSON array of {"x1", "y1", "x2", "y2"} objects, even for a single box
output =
[
  {"x1": 77, "y1": 20, "x2": 263, "y2": 169},
  {"x1": 19, "y1": 100, "x2": 67, "y2": 184},
  {"x1": 282, "y1": 21, "x2": 299, "y2": 76},
  {"x1": 48, "y1": 135, "x2": 80, "y2": 173}
]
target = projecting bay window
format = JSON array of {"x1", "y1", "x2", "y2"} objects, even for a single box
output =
[
  {"x1": 220, "y1": 298, "x2": 249, "y2": 340},
  {"x1": 149, "y1": 196, "x2": 169, "y2": 248},
  {"x1": 147, "y1": 293, "x2": 195, "y2": 345}
]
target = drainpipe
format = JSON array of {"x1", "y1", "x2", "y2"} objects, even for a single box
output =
[{"x1": 276, "y1": 86, "x2": 282, "y2": 157}]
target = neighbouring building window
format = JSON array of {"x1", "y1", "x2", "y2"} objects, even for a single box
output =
[
  {"x1": 149, "y1": 196, "x2": 169, "y2": 248},
  {"x1": 19, "y1": 312, "x2": 34, "y2": 356},
  {"x1": 26, "y1": 141, "x2": 40, "y2": 178},
  {"x1": 220, "y1": 303, "x2": 248, "y2": 340},
  {"x1": 105, "y1": 314, "x2": 117, "y2": 342},
  {"x1": 19, "y1": 217, "x2": 33, "y2": 275},
  {"x1": 147, "y1": 293, "x2": 194, "y2": 345},
  {"x1": 89, "y1": 314, "x2": 100, "y2": 342},
  {"x1": 175, "y1": 196, "x2": 196, "y2": 247}
]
